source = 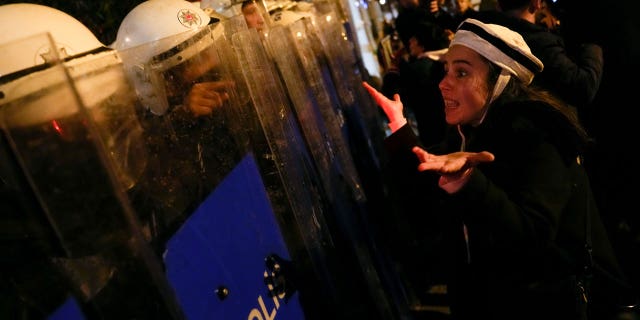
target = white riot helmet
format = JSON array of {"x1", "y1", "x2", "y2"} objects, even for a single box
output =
[
  {"x1": 112, "y1": 0, "x2": 219, "y2": 115},
  {"x1": 0, "y1": 3, "x2": 105, "y2": 78},
  {"x1": 0, "y1": 4, "x2": 147, "y2": 193},
  {"x1": 112, "y1": 0, "x2": 211, "y2": 51}
]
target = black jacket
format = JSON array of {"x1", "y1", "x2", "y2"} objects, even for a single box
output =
[
  {"x1": 474, "y1": 11, "x2": 604, "y2": 109},
  {"x1": 384, "y1": 99, "x2": 631, "y2": 319}
]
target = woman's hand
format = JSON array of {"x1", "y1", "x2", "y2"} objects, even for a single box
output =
[
  {"x1": 412, "y1": 146, "x2": 495, "y2": 193},
  {"x1": 362, "y1": 81, "x2": 407, "y2": 132}
]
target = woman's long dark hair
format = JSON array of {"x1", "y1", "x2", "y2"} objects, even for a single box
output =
[
  {"x1": 482, "y1": 61, "x2": 594, "y2": 163},
  {"x1": 486, "y1": 62, "x2": 591, "y2": 146}
]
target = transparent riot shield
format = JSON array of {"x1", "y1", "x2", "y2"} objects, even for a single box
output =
[
  {"x1": 310, "y1": 6, "x2": 425, "y2": 316},
  {"x1": 268, "y1": 19, "x2": 364, "y2": 205},
  {"x1": 117, "y1": 25, "x2": 246, "y2": 242},
  {"x1": 224, "y1": 21, "x2": 342, "y2": 315},
  {"x1": 223, "y1": 16, "x2": 400, "y2": 317},
  {"x1": 313, "y1": 4, "x2": 444, "y2": 317},
  {"x1": 307, "y1": 7, "x2": 391, "y2": 216},
  {"x1": 224, "y1": 12, "x2": 406, "y2": 318},
  {"x1": 116, "y1": 22, "x2": 328, "y2": 319},
  {"x1": 266, "y1": 19, "x2": 403, "y2": 319},
  {"x1": 314, "y1": 5, "x2": 384, "y2": 162},
  {"x1": 0, "y1": 32, "x2": 184, "y2": 319}
]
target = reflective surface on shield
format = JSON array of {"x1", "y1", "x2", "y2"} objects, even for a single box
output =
[{"x1": 0, "y1": 32, "x2": 184, "y2": 319}]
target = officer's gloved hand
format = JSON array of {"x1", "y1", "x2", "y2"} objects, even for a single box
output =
[{"x1": 362, "y1": 81, "x2": 407, "y2": 133}]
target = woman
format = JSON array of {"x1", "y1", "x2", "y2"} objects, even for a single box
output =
[{"x1": 363, "y1": 18, "x2": 632, "y2": 320}]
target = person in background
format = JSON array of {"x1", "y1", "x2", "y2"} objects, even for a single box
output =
[
  {"x1": 448, "y1": 0, "x2": 478, "y2": 30},
  {"x1": 534, "y1": 0, "x2": 560, "y2": 32},
  {"x1": 394, "y1": 0, "x2": 438, "y2": 49},
  {"x1": 479, "y1": 0, "x2": 498, "y2": 11},
  {"x1": 241, "y1": 0, "x2": 267, "y2": 32},
  {"x1": 363, "y1": 18, "x2": 633, "y2": 320},
  {"x1": 382, "y1": 21, "x2": 451, "y2": 148},
  {"x1": 475, "y1": 0, "x2": 603, "y2": 112},
  {"x1": 430, "y1": 0, "x2": 456, "y2": 40},
  {"x1": 375, "y1": 20, "x2": 403, "y2": 73}
]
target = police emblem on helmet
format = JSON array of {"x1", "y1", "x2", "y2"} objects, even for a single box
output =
[{"x1": 178, "y1": 9, "x2": 202, "y2": 27}]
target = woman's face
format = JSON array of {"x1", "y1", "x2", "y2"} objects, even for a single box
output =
[
  {"x1": 439, "y1": 44, "x2": 491, "y2": 126},
  {"x1": 454, "y1": 0, "x2": 470, "y2": 13}
]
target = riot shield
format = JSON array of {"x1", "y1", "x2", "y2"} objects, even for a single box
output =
[
  {"x1": 117, "y1": 21, "x2": 330, "y2": 319},
  {"x1": 307, "y1": 8, "x2": 392, "y2": 225},
  {"x1": 267, "y1": 19, "x2": 400, "y2": 318},
  {"x1": 227, "y1": 11, "x2": 405, "y2": 317},
  {"x1": 225, "y1": 21, "x2": 345, "y2": 316},
  {"x1": 0, "y1": 32, "x2": 184, "y2": 319}
]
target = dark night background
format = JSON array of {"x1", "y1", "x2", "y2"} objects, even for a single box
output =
[
  {"x1": 0, "y1": 1, "x2": 146, "y2": 45},
  {"x1": 0, "y1": 0, "x2": 200, "y2": 45}
]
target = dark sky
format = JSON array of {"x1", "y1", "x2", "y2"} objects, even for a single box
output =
[{"x1": 0, "y1": 0, "x2": 145, "y2": 45}]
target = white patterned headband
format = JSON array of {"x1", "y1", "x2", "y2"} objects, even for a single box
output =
[{"x1": 451, "y1": 18, "x2": 543, "y2": 85}]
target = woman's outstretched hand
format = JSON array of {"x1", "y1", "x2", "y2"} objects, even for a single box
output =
[
  {"x1": 412, "y1": 147, "x2": 495, "y2": 173},
  {"x1": 362, "y1": 81, "x2": 407, "y2": 132},
  {"x1": 412, "y1": 146, "x2": 495, "y2": 193}
]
